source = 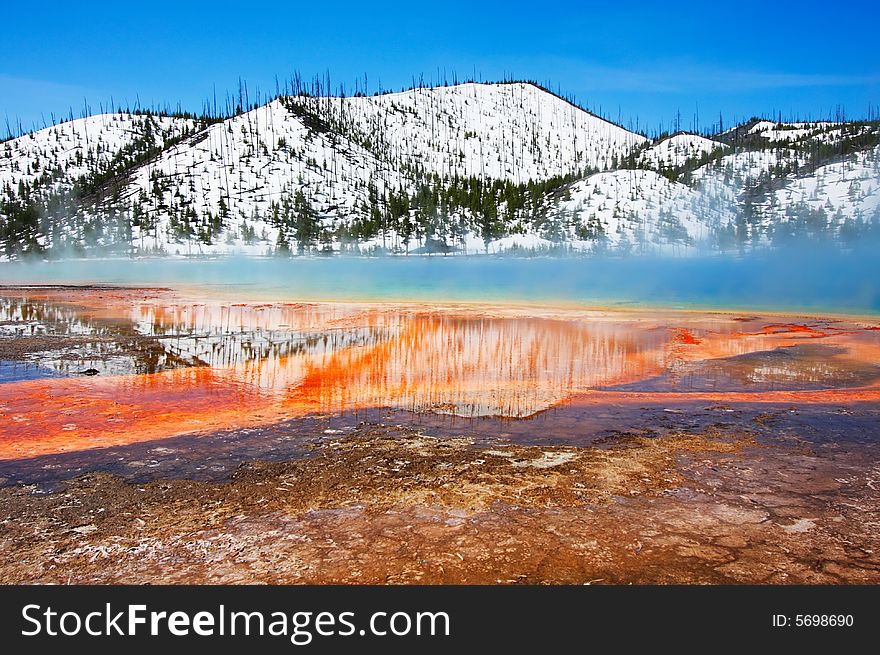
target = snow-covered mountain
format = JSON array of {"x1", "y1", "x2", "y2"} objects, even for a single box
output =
[
  {"x1": 637, "y1": 133, "x2": 725, "y2": 170},
  {"x1": 690, "y1": 120, "x2": 880, "y2": 245},
  {"x1": 1, "y1": 113, "x2": 197, "y2": 196},
  {"x1": 537, "y1": 169, "x2": 730, "y2": 254},
  {"x1": 1, "y1": 82, "x2": 878, "y2": 259}
]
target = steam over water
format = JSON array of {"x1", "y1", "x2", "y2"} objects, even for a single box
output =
[{"x1": 2, "y1": 247, "x2": 878, "y2": 314}]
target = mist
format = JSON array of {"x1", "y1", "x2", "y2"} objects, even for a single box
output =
[{"x1": 1, "y1": 241, "x2": 878, "y2": 316}]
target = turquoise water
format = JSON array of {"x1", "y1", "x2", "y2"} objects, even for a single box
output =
[{"x1": 1, "y1": 251, "x2": 878, "y2": 315}]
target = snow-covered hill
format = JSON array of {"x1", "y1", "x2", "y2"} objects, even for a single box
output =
[
  {"x1": 690, "y1": 124, "x2": 880, "y2": 245},
  {"x1": 538, "y1": 169, "x2": 731, "y2": 254},
  {"x1": 747, "y1": 120, "x2": 839, "y2": 143},
  {"x1": 773, "y1": 146, "x2": 879, "y2": 210},
  {"x1": 315, "y1": 83, "x2": 646, "y2": 181},
  {"x1": 1, "y1": 82, "x2": 878, "y2": 258},
  {"x1": 638, "y1": 133, "x2": 725, "y2": 170},
  {"x1": 1, "y1": 113, "x2": 197, "y2": 196},
  {"x1": 118, "y1": 83, "x2": 649, "y2": 254}
]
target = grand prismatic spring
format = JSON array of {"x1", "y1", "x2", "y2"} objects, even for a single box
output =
[{"x1": 1, "y1": 259, "x2": 879, "y2": 584}]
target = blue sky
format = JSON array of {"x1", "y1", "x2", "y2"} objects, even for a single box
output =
[{"x1": 2, "y1": 0, "x2": 878, "y2": 137}]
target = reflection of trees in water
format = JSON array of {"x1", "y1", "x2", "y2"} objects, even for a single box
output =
[
  {"x1": 18, "y1": 295, "x2": 870, "y2": 418},
  {"x1": 280, "y1": 314, "x2": 669, "y2": 417},
  {"x1": 1, "y1": 297, "x2": 209, "y2": 376},
  {"x1": 3, "y1": 298, "x2": 402, "y2": 379}
]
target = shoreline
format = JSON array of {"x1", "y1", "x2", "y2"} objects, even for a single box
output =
[{"x1": 3, "y1": 282, "x2": 879, "y2": 322}]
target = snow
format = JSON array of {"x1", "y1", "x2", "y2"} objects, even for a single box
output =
[
  {"x1": 486, "y1": 234, "x2": 556, "y2": 254},
  {"x1": 747, "y1": 119, "x2": 846, "y2": 144},
  {"x1": 0, "y1": 113, "x2": 197, "y2": 195},
  {"x1": 2, "y1": 82, "x2": 878, "y2": 257},
  {"x1": 323, "y1": 83, "x2": 646, "y2": 182},
  {"x1": 548, "y1": 169, "x2": 726, "y2": 252},
  {"x1": 748, "y1": 120, "x2": 838, "y2": 135},
  {"x1": 639, "y1": 133, "x2": 725, "y2": 169},
  {"x1": 98, "y1": 82, "x2": 650, "y2": 254},
  {"x1": 767, "y1": 146, "x2": 880, "y2": 227}
]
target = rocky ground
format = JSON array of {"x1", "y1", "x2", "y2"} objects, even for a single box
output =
[{"x1": 1, "y1": 421, "x2": 877, "y2": 584}]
